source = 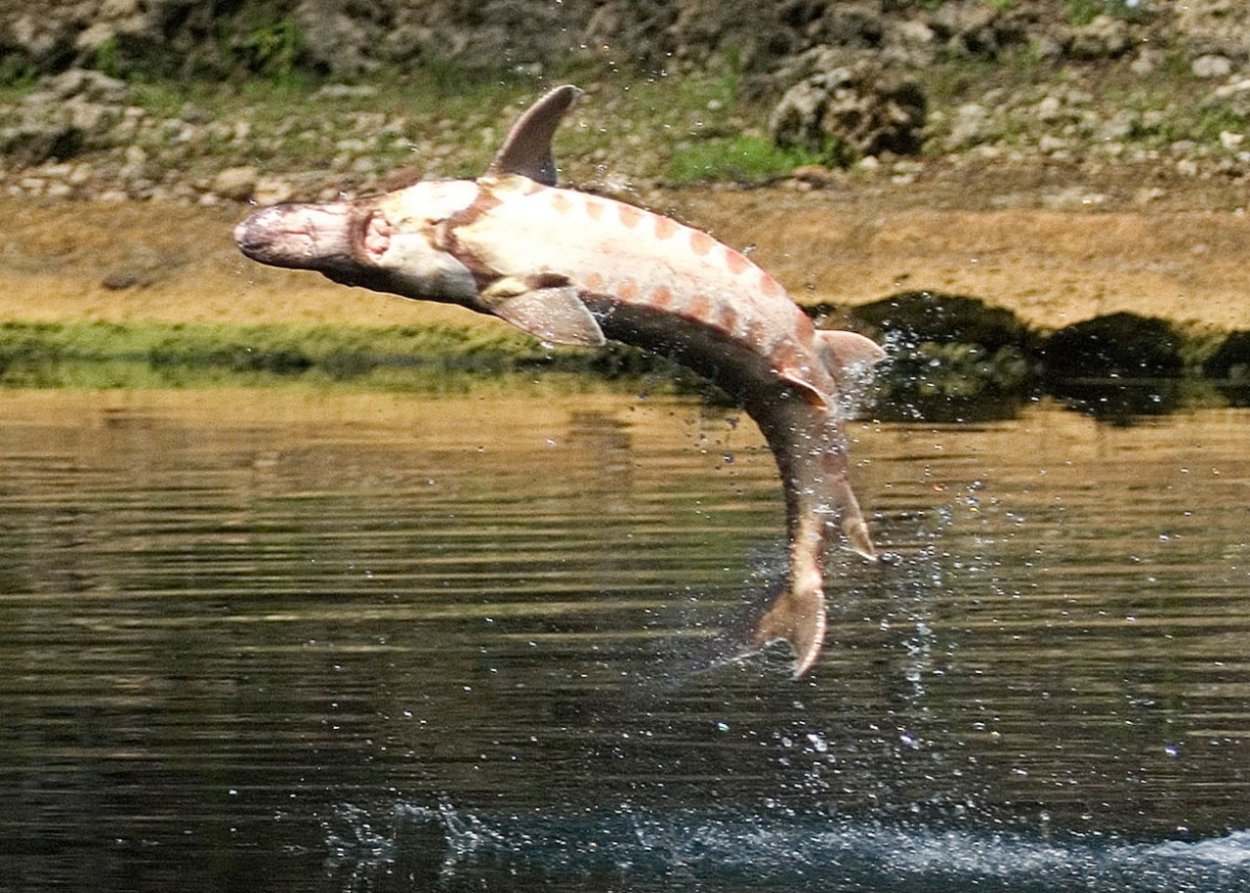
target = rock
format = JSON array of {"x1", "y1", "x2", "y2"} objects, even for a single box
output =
[
  {"x1": 1172, "y1": 2, "x2": 1250, "y2": 64},
  {"x1": 102, "y1": 271, "x2": 147, "y2": 290},
  {"x1": 314, "y1": 84, "x2": 380, "y2": 101},
  {"x1": 1205, "y1": 77, "x2": 1250, "y2": 118},
  {"x1": 769, "y1": 60, "x2": 926, "y2": 161},
  {"x1": 668, "y1": 0, "x2": 797, "y2": 71},
  {"x1": 1192, "y1": 54, "x2": 1233, "y2": 79},
  {"x1": 882, "y1": 18, "x2": 939, "y2": 67},
  {"x1": 1130, "y1": 47, "x2": 1162, "y2": 75},
  {"x1": 927, "y1": 0, "x2": 1004, "y2": 57},
  {"x1": 253, "y1": 176, "x2": 295, "y2": 206},
  {"x1": 790, "y1": 164, "x2": 834, "y2": 188},
  {"x1": 944, "y1": 102, "x2": 992, "y2": 150},
  {"x1": 1, "y1": 121, "x2": 84, "y2": 166},
  {"x1": 1069, "y1": 14, "x2": 1132, "y2": 59},
  {"x1": 294, "y1": 3, "x2": 377, "y2": 78},
  {"x1": 34, "y1": 68, "x2": 131, "y2": 104},
  {"x1": 212, "y1": 165, "x2": 259, "y2": 201},
  {"x1": 819, "y1": 2, "x2": 884, "y2": 49}
]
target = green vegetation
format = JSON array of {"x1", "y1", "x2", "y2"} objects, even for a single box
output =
[
  {"x1": 238, "y1": 15, "x2": 304, "y2": 86},
  {"x1": 112, "y1": 60, "x2": 784, "y2": 183},
  {"x1": 1064, "y1": 0, "x2": 1150, "y2": 27},
  {"x1": 668, "y1": 135, "x2": 826, "y2": 184},
  {"x1": 0, "y1": 320, "x2": 697, "y2": 394}
]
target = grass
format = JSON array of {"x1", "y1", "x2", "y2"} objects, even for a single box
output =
[
  {"x1": 667, "y1": 135, "x2": 827, "y2": 184},
  {"x1": 0, "y1": 320, "x2": 698, "y2": 394},
  {"x1": 104, "y1": 58, "x2": 782, "y2": 186}
]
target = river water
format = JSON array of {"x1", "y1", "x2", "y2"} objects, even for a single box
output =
[{"x1": 2, "y1": 385, "x2": 1248, "y2": 892}]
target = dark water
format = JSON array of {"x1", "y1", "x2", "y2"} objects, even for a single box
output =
[{"x1": 2, "y1": 386, "x2": 1249, "y2": 892}]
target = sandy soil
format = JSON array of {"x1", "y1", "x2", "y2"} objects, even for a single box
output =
[{"x1": 3, "y1": 171, "x2": 1248, "y2": 334}]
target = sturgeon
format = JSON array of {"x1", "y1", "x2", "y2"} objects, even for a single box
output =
[{"x1": 234, "y1": 85, "x2": 885, "y2": 677}]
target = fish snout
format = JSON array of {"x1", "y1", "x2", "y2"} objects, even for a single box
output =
[{"x1": 233, "y1": 202, "x2": 358, "y2": 271}]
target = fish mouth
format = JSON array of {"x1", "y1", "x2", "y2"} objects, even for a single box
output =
[{"x1": 233, "y1": 201, "x2": 363, "y2": 271}]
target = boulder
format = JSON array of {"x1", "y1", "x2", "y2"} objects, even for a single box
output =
[
  {"x1": 769, "y1": 59, "x2": 926, "y2": 161},
  {"x1": 1068, "y1": 14, "x2": 1133, "y2": 60},
  {"x1": 212, "y1": 166, "x2": 260, "y2": 201}
]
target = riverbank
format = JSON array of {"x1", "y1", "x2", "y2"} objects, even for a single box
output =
[
  {"x1": 4, "y1": 168, "x2": 1250, "y2": 414},
  {"x1": 5, "y1": 169, "x2": 1248, "y2": 334}
]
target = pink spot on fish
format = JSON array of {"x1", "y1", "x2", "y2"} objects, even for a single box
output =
[
  {"x1": 760, "y1": 273, "x2": 786, "y2": 298},
  {"x1": 687, "y1": 294, "x2": 712, "y2": 320},
  {"x1": 584, "y1": 199, "x2": 605, "y2": 221},
  {"x1": 618, "y1": 203, "x2": 643, "y2": 228},
  {"x1": 724, "y1": 249, "x2": 749, "y2": 275},
  {"x1": 690, "y1": 230, "x2": 715, "y2": 256},
  {"x1": 585, "y1": 271, "x2": 606, "y2": 291},
  {"x1": 771, "y1": 339, "x2": 802, "y2": 374},
  {"x1": 652, "y1": 285, "x2": 674, "y2": 308},
  {"x1": 549, "y1": 191, "x2": 573, "y2": 215},
  {"x1": 618, "y1": 278, "x2": 640, "y2": 301},
  {"x1": 653, "y1": 215, "x2": 679, "y2": 240}
]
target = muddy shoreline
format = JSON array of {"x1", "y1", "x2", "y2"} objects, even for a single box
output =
[{"x1": 5, "y1": 169, "x2": 1248, "y2": 334}]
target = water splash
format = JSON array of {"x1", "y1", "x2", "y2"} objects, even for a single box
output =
[{"x1": 324, "y1": 800, "x2": 1250, "y2": 892}]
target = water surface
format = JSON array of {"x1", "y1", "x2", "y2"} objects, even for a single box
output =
[{"x1": 2, "y1": 387, "x2": 1248, "y2": 892}]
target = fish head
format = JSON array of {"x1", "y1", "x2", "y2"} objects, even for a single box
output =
[{"x1": 233, "y1": 179, "x2": 482, "y2": 304}]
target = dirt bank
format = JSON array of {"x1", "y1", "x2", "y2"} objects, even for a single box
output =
[{"x1": 4, "y1": 172, "x2": 1249, "y2": 336}]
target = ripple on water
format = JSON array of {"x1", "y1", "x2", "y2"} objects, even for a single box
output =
[{"x1": 1, "y1": 389, "x2": 1249, "y2": 892}]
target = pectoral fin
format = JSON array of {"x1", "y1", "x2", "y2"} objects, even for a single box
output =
[{"x1": 483, "y1": 279, "x2": 605, "y2": 347}]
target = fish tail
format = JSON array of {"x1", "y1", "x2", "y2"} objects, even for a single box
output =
[
  {"x1": 748, "y1": 569, "x2": 828, "y2": 678},
  {"x1": 681, "y1": 572, "x2": 827, "y2": 679}
]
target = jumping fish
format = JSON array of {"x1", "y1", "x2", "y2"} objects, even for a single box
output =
[{"x1": 234, "y1": 85, "x2": 885, "y2": 676}]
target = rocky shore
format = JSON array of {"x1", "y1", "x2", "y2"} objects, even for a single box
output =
[
  {"x1": 2, "y1": 1, "x2": 1250, "y2": 207},
  {"x1": 2, "y1": 1, "x2": 1250, "y2": 406}
]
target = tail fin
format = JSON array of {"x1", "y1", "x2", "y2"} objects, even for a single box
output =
[
  {"x1": 680, "y1": 573, "x2": 828, "y2": 679},
  {"x1": 749, "y1": 571, "x2": 828, "y2": 677}
]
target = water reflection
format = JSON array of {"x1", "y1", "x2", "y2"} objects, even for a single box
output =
[{"x1": 1, "y1": 387, "x2": 1249, "y2": 892}]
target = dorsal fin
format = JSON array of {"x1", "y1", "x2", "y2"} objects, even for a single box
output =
[{"x1": 486, "y1": 84, "x2": 581, "y2": 186}]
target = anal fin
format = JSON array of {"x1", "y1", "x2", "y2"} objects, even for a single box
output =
[
  {"x1": 815, "y1": 329, "x2": 887, "y2": 409},
  {"x1": 778, "y1": 370, "x2": 831, "y2": 408}
]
